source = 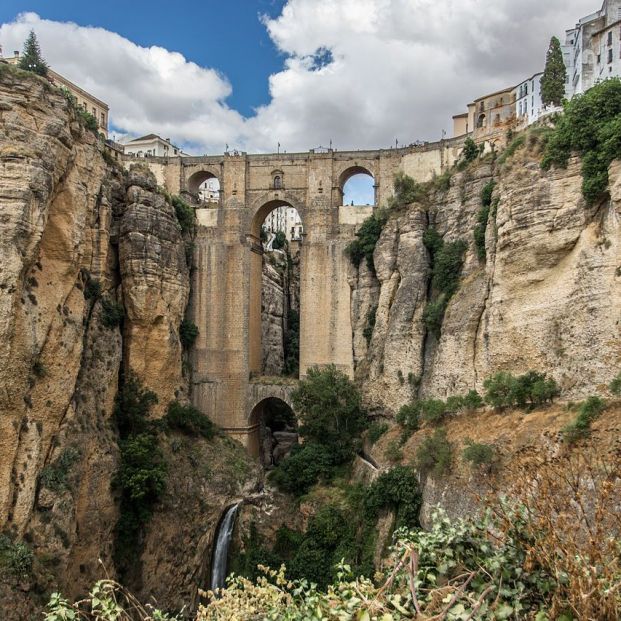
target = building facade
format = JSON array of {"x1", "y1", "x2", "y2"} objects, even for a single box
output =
[
  {"x1": 0, "y1": 50, "x2": 109, "y2": 138},
  {"x1": 122, "y1": 134, "x2": 187, "y2": 158},
  {"x1": 563, "y1": 0, "x2": 621, "y2": 97},
  {"x1": 262, "y1": 206, "x2": 303, "y2": 242},
  {"x1": 513, "y1": 72, "x2": 544, "y2": 128}
]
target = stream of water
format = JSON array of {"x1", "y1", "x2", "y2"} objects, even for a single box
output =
[{"x1": 210, "y1": 502, "x2": 240, "y2": 591}]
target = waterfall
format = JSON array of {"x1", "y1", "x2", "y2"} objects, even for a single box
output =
[{"x1": 210, "y1": 503, "x2": 240, "y2": 592}]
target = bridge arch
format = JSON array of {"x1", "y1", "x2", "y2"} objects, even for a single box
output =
[
  {"x1": 187, "y1": 168, "x2": 221, "y2": 197},
  {"x1": 247, "y1": 395, "x2": 298, "y2": 463},
  {"x1": 337, "y1": 165, "x2": 377, "y2": 206}
]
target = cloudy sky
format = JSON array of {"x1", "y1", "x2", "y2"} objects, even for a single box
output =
[{"x1": 0, "y1": 0, "x2": 596, "y2": 155}]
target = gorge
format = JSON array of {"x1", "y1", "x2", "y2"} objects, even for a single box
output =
[{"x1": 0, "y1": 61, "x2": 619, "y2": 619}]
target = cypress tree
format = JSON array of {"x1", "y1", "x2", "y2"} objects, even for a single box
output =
[
  {"x1": 540, "y1": 36, "x2": 566, "y2": 107},
  {"x1": 18, "y1": 30, "x2": 48, "y2": 76}
]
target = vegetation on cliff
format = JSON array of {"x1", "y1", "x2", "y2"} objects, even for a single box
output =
[
  {"x1": 540, "y1": 36, "x2": 567, "y2": 107},
  {"x1": 542, "y1": 78, "x2": 621, "y2": 203}
]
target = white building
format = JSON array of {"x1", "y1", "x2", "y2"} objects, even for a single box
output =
[
  {"x1": 263, "y1": 207, "x2": 303, "y2": 242},
  {"x1": 198, "y1": 178, "x2": 220, "y2": 203},
  {"x1": 513, "y1": 72, "x2": 544, "y2": 127},
  {"x1": 122, "y1": 134, "x2": 187, "y2": 158},
  {"x1": 563, "y1": 0, "x2": 621, "y2": 97}
]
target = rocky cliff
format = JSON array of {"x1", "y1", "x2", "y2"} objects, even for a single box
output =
[
  {"x1": 0, "y1": 66, "x2": 258, "y2": 617},
  {"x1": 351, "y1": 144, "x2": 620, "y2": 414}
]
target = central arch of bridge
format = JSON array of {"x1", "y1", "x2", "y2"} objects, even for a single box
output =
[{"x1": 133, "y1": 140, "x2": 467, "y2": 454}]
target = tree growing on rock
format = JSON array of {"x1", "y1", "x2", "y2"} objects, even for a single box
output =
[
  {"x1": 19, "y1": 30, "x2": 48, "y2": 76},
  {"x1": 541, "y1": 36, "x2": 566, "y2": 107}
]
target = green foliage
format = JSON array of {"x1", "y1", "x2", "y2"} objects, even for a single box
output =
[
  {"x1": 415, "y1": 428, "x2": 452, "y2": 477},
  {"x1": 483, "y1": 371, "x2": 560, "y2": 410},
  {"x1": 396, "y1": 403, "x2": 420, "y2": 438},
  {"x1": 112, "y1": 374, "x2": 165, "y2": 574},
  {"x1": 164, "y1": 401, "x2": 215, "y2": 439},
  {"x1": 362, "y1": 305, "x2": 377, "y2": 345},
  {"x1": 460, "y1": 136, "x2": 481, "y2": 166},
  {"x1": 229, "y1": 523, "x2": 282, "y2": 582},
  {"x1": 542, "y1": 79, "x2": 621, "y2": 203},
  {"x1": 390, "y1": 172, "x2": 426, "y2": 205},
  {"x1": 19, "y1": 30, "x2": 48, "y2": 76},
  {"x1": 77, "y1": 109, "x2": 99, "y2": 132},
  {"x1": 474, "y1": 180, "x2": 496, "y2": 261},
  {"x1": 0, "y1": 534, "x2": 33, "y2": 578},
  {"x1": 366, "y1": 420, "x2": 388, "y2": 444},
  {"x1": 462, "y1": 389, "x2": 484, "y2": 410},
  {"x1": 541, "y1": 36, "x2": 567, "y2": 107},
  {"x1": 345, "y1": 209, "x2": 388, "y2": 270},
  {"x1": 419, "y1": 398, "x2": 448, "y2": 425},
  {"x1": 272, "y1": 230, "x2": 287, "y2": 250},
  {"x1": 40, "y1": 447, "x2": 80, "y2": 492},
  {"x1": 364, "y1": 466, "x2": 421, "y2": 529},
  {"x1": 101, "y1": 297, "x2": 124, "y2": 328},
  {"x1": 385, "y1": 439, "x2": 403, "y2": 463},
  {"x1": 172, "y1": 195, "x2": 195, "y2": 233},
  {"x1": 83, "y1": 278, "x2": 101, "y2": 300},
  {"x1": 283, "y1": 308, "x2": 300, "y2": 376},
  {"x1": 609, "y1": 372, "x2": 621, "y2": 396},
  {"x1": 179, "y1": 318, "x2": 199, "y2": 348},
  {"x1": 291, "y1": 365, "x2": 367, "y2": 463},
  {"x1": 497, "y1": 134, "x2": 526, "y2": 165},
  {"x1": 462, "y1": 439, "x2": 495, "y2": 469},
  {"x1": 423, "y1": 230, "x2": 467, "y2": 336},
  {"x1": 270, "y1": 442, "x2": 336, "y2": 496},
  {"x1": 562, "y1": 396, "x2": 606, "y2": 444}
]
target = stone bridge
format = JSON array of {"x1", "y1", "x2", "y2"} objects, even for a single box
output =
[{"x1": 130, "y1": 138, "x2": 465, "y2": 455}]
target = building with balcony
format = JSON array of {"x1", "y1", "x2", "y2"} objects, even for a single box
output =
[{"x1": 121, "y1": 134, "x2": 187, "y2": 158}]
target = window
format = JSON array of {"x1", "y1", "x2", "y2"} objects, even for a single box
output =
[
  {"x1": 273, "y1": 175, "x2": 282, "y2": 189},
  {"x1": 608, "y1": 48, "x2": 613, "y2": 64},
  {"x1": 598, "y1": 53, "x2": 601, "y2": 64},
  {"x1": 608, "y1": 31, "x2": 612, "y2": 46},
  {"x1": 92, "y1": 107, "x2": 96, "y2": 116},
  {"x1": 100, "y1": 112, "x2": 105, "y2": 126}
]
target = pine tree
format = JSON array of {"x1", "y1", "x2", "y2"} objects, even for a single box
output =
[
  {"x1": 18, "y1": 30, "x2": 48, "y2": 76},
  {"x1": 540, "y1": 36, "x2": 566, "y2": 107}
]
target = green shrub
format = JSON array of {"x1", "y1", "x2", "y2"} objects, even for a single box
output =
[
  {"x1": 164, "y1": 401, "x2": 215, "y2": 439},
  {"x1": 385, "y1": 439, "x2": 403, "y2": 463},
  {"x1": 0, "y1": 534, "x2": 33, "y2": 578},
  {"x1": 272, "y1": 230, "x2": 287, "y2": 250},
  {"x1": 415, "y1": 428, "x2": 452, "y2": 476},
  {"x1": 460, "y1": 137, "x2": 480, "y2": 166},
  {"x1": 364, "y1": 466, "x2": 421, "y2": 529},
  {"x1": 362, "y1": 306, "x2": 377, "y2": 345},
  {"x1": 423, "y1": 232, "x2": 467, "y2": 337},
  {"x1": 396, "y1": 403, "x2": 420, "y2": 437},
  {"x1": 270, "y1": 442, "x2": 336, "y2": 496},
  {"x1": 283, "y1": 308, "x2": 300, "y2": 377},
  {"x1": 419, "y1": 399, "x2": 447, "y2": 425},
  {"x1": 179, "y1": 319, "x2": 199, "y2": 348},
  {"x1": 462, "y1": 439, "x2": 495, "y2": 469},
  {"x1": 367, "y1": 421, "x2": 388, "y2": 444},
  {"x1": 484, "y1": 371, "x2": 559, "y2": 409},
  {"x1": 390, "y1": 172, "x2": 426, "y2": 205},
  {"x1": 462, "y1": 389, "x2": 484, "y2": 410},
  {"x1": 345, "y1": 210, "x2": 388, "y2": 270},
  {"x1": 292, "y1": 365, "x2": 367, "y2": 463},
  {"x1": 40, "y1": 447, "x2": 80, "y2": 492},
  {"x1": 114, "y1": 373, "x2": 158, "y2": 436},
  {"x1": 497, "y1": 134, "x2": 526, "y2": 165},
  {"x1": 542, "y1": 78, "x2": 621, "y2": 203},
  {"x1": 562, "y1": 396, "x2": 606, "y2": 444},
  {"x1": 83, "y1": 278, "x2": 101, "y2": 300},
  {"x1": 101, "y1": 297, "x2": 124, "y2": 328},
  {"x1": 609, "y1": 372, "x2": 621, "y2": 396},
  {"x1": 474, "y1": 180, "x2": 496, "y2": 261},
  {"x1": 172, "y1": 195, "x2": 195, "y2": 234},
  {"x1": 77, "y1": 109, "x2": 98, "y2": 133}
]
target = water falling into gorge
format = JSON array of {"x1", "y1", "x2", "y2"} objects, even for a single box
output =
[{"x1": 210, "y1": 503, "x2": 240, "y2": 592}]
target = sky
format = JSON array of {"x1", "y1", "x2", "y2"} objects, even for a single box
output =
[{"x1": 0, "y1": 0, "x2": 597, "y2": 159}]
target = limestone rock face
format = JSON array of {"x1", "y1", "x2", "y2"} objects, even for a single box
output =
[
  {"x1": 261, "y1": 257, "x2": 286, "y2": 375},
  {"x1": 119, "y1": 169, "x2": 190, "y2": 414},
  {"x1": 352, "y1": 152, "x2": 621, "y2": 413}
]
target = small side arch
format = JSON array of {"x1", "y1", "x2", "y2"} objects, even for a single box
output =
[
  {"x1": 187, "y1": 169, "x2": 221, "y2": 196},
  {"x1": 248, "y1": 396, "x2": 298, "y2": 464}
]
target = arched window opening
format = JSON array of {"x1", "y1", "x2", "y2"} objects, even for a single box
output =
[
  {"x1": 198, "y1": 177, "x2": 220, "y2": 203},
  {"x1": 249, "y1": 397, "x2": 298, "y2": 466},
  {"x1": 273, "y1": 175, "x2": 282, "y2": 189},
  {"x1": 477, "y1": 114, "x2": 486, "y2": 129},
  {"x1": 249, "y1": 201, "x2": 303, "y2": 381},
  {"x1": 342, "y1": 173, "x2": 375, "y2": 206}
]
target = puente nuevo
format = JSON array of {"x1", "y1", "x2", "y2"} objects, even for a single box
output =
[{"x1": 130, "y1": 137, "x2": 466, "y2": 454}]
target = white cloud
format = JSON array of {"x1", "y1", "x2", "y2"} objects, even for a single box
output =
[{"x1": 0, "y1": 2, "x2": 598, "y2": 154}]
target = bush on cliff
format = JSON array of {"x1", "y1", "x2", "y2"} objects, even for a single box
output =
[
  {"x1": 474, "y1": 180, "x2": 496, "y2": 261},
  {"x1": 179, "y1": 318, "x2": 199, "y2": 348},
  {"x1": 542, "y1": 78, "x2": 621, "y2": 203},
  {"x1": 483, "y1": 370, "x2": 559, "y2": 410},
  {"x1": 164, "y1": 401, "x2": 215, "y2": 439},
  {"x1": 345, "y1": 209, "x2": 388, "y2": 270},
  {"x1": 172, "y1": 195, "x2": 195, "y2": 234}
]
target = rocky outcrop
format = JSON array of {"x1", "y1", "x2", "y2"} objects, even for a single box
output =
[
  {"x1": 352, "y1": 149, "x2": 621, "y2": 413},
  {"x1": 120, "y1": 166, "x2": 190, "y2": 414},
  {"x1": 261, "y1": 256, "x2": 286, "y2": 375}
]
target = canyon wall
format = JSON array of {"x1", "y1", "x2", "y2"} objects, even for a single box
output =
[{"x1": 351, "y1": 146, "x2": 620, "y2": 414}]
